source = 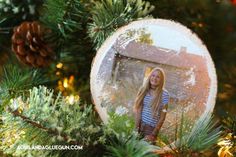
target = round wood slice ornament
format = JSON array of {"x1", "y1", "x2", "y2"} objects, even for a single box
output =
[{"x1": 90, "y1": 19, "x2": 217, "y2": 141}]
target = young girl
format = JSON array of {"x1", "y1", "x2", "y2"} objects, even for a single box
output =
[{"x1": 133, "y1": 67, "x2": 169, "y2": 143}]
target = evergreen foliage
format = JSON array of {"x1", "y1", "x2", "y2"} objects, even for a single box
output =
[
  {"x1": 0, "y1": 0, "x2": 235, "y2": 156},
  {"x1": 40, "y1": 0, "x2": 84, "y2": 38},
  {"x1": 174, "y1": 112, "x2": 222, "y2": 155},
  {"x1": 1, "y1": 86, "x2": 105, "y2": 157},
  {"x1": 105, "y1": 111, "x2": 135, "y2": 136},
  {"x1": 39, "y1": 0, "x2": 86, "y2": 59},
  {"x1": 0, "y1": 64, "x2": 46, "y2": 113},
  {"x1": 88, "y1": 0, "x2": 154, "y2": 49},
  {"x1": 39, "y1": 0, "x2": 94, "y2": 90},
  {"x1": 102, "y1": 110, "x2": 160, "y2": 157},
  {"x1": 104, "y1": 134, "x2": 158, "y2": 157}
]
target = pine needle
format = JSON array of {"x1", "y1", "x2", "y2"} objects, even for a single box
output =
[{"x1": 88, "y1": 0, "x2": 154, "y2": 49}]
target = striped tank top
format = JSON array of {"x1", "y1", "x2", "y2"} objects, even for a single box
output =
[{"x1": 141, "y1": 90, "x2": 169, "y2": 127}]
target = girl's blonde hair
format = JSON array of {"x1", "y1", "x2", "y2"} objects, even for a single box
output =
[{"x1": 134, "y1": 67, "x2": 165, "y2": 116}]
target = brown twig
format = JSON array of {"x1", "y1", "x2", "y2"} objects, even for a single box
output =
[{"x1": 8, "y1": 107, "x2": 80, "y2": 145}]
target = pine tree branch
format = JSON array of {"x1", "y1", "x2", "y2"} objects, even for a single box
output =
[
  {"x1": 63, "y1": 0, "x2": 74, "y2": 19},
  {"x1": 40, "y1": 0, "x2": 83, "y2": 37},
  {"x1": 8, "y1": 107, "x2": 80, "y2": 145},
  {"x1": 0, "y1": 65, "x2": 47, "y2": 112},
  {"x1": 2, "y1": 86, "x2": 104, "y2": 156},
  {"x1": 154, "y1": 113, "x2": 222, "y2": 155},
  {"x1": 88, "y1": 0, "x2": 154, "y2": 49}
]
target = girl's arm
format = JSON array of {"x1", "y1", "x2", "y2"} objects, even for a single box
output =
[
  {"x1": 152, "y1": 104, "x2": 168, "y2": 136},
  {"x1": 145, "y1": 104, "x2": 168, "y2": 143},
  {"x1": 134, "y1": 107, "x2": 142, "y2": 131}
]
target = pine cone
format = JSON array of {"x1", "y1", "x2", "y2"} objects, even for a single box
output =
[{"x1": 11, "y1": 21, "x2": 54, "y2": 67}]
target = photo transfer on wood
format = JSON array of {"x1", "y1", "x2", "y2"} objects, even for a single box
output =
[{"x1": 90, "y1": 19, "x2": 217, "y2": 139}]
